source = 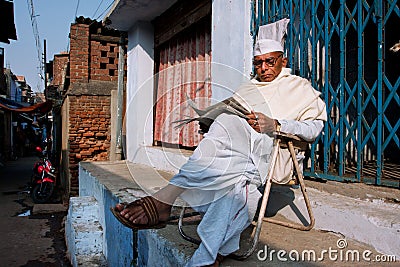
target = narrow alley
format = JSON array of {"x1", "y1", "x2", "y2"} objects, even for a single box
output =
[{"x1": 0, "y1": 156, "x2": 70, "y2": 267}]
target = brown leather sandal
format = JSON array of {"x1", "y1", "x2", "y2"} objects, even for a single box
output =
[{"x1": 110, "y1": 196, "x2": 167, "y2": 230}]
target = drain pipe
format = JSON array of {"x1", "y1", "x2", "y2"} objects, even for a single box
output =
[{"x1": 115, "y1": 33, "x2": 126, "y2": 160}]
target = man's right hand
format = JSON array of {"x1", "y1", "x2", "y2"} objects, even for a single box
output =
[{"x1": 246, "y1": 112, "x2": 277, "y2": 134}]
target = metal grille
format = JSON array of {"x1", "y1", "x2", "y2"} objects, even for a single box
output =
[{"x1": 252, "y1": 0, "x2": 400, "y2": 187}]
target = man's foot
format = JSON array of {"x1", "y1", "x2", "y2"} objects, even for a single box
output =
[{"x1": 112, "y1": 196, "x2": 171, "y2": 228}]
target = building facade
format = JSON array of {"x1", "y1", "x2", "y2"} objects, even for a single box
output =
[{"x1": 105, "y1": 0, "x2": 399, "y2": 188}]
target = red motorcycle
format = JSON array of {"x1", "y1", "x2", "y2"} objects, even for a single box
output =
[{"x1": 30, "y1": 146, "x2": 56, "y2": 203}]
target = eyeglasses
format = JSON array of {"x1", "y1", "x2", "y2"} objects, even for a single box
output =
[{"x1": 253, "y1": 54, "x2": 283, "y2": 68}]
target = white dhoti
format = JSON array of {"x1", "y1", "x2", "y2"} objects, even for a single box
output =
[{"x1": 170, "y1": 113, "x2": 274, "y2": 266}]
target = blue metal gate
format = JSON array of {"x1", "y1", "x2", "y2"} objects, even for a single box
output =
[{"x1": 252, "y1": 0, "x2": 400, "y2": 187}]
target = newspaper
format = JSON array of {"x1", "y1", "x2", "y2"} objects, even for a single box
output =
[{"x1": 174, "y1": 96, "x2": 251, "y2": 133}]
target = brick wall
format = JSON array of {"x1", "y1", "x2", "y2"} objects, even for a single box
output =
[
  {"x1": 64, "y1": 18, "x2": 125, "y2": 196},
  {"x1": 69, "y1": 23, "x2": 90, "y2": 83},
  {"x1": 68, "y1": 95, "x2": 111, "y2": 193},
  {"x1": 52, "y1": 53, "x2": 69, "y2": 86},
  {"x1": 69, "y1": 19, "x2": 123, "y2": 84},
  {"x1": 90, "y1": 41, "x2": 120, "y2": 81}
]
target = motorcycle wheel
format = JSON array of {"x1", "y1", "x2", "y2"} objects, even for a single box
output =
[{"x1": 31, "y1": 182, "x2": 54, "y2": 203}]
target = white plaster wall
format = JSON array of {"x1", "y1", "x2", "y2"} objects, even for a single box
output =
[
  {"x1": 125, "y1": 3, "x2": 255, "y2": 168},
  {"x1": 211, "y1": 0, "x2": 254, "y2": 103},
  {"x1": 125, "y1": 22, "x2": 155, "y2": 162}
]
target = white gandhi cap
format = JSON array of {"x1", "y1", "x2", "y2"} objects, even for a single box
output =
[
  {"x1": 253, "y1": 18, "x2": 289, "y2": 56},
  {"x1": 253, "y1": 39, "x2": 284, "y2": 56}
]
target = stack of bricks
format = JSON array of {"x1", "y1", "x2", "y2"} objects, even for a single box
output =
[{"x1": 68, "y1": 95, "x2": 111, "y2": 192}]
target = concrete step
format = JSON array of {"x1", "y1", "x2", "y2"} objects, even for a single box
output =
[
  {"x1": 66, "y1": 196, "x2": 105, "y2": 267},
  {"x1": 76, "y1": 254, "x2": 107, "y2": 267}
]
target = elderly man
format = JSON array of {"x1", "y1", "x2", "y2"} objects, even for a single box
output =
[{"x1": 112, "y1": 38, "x2": 327, "y2": 266}]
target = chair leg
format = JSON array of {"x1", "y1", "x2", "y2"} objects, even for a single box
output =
[
  {"x1": 230, "y1": 140, "x2": 281, "y2": 260},
  {"x1": 263, "y1": 140, "x2": 315, "y2": 231},
  {"x1": 178, "y1": 207, "x2": 201, "y2": 245}
]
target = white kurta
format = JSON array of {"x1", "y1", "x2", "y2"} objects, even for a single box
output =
[{"x1": 169, "y1": 68, "x2": 327, "y2": 266}]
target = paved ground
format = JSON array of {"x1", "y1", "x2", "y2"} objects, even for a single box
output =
[
  {"x1": 0, "y1": 156, "x2": 70, "y2": 267},
  {"x1": 161, "y1": 182, "x2": 400, "y2": 266},
  {"x1": 167, "y1": 180, "x2": 400, "y2": 266}
]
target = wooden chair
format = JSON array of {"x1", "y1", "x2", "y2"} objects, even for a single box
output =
[{"x1": 178, "y1": 131, "x2": 315, "y2": 259}]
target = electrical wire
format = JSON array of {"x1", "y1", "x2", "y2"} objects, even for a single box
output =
[
  {"x1": 95, "y1": 0, "x2": 114, "y2": 21},
  {"x1": 26, "y1": 0, "x2": 44, "y2": 92},
  {"x1": 74, "y1": 0, "x2": 80, "y2": 19},
  {"x1": 67, "y1": 0, "x2": 81, "y2": 53},
  {"x1": 92, "y1": 0, "x2": 105, "y2": 18},
  {"x1": 66, "y1": 0, "x2": 113, "y2": 53}
]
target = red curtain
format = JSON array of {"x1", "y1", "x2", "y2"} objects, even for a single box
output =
[{"x1": 154, "y1": 21, "x2": 211, "y2": 147}]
